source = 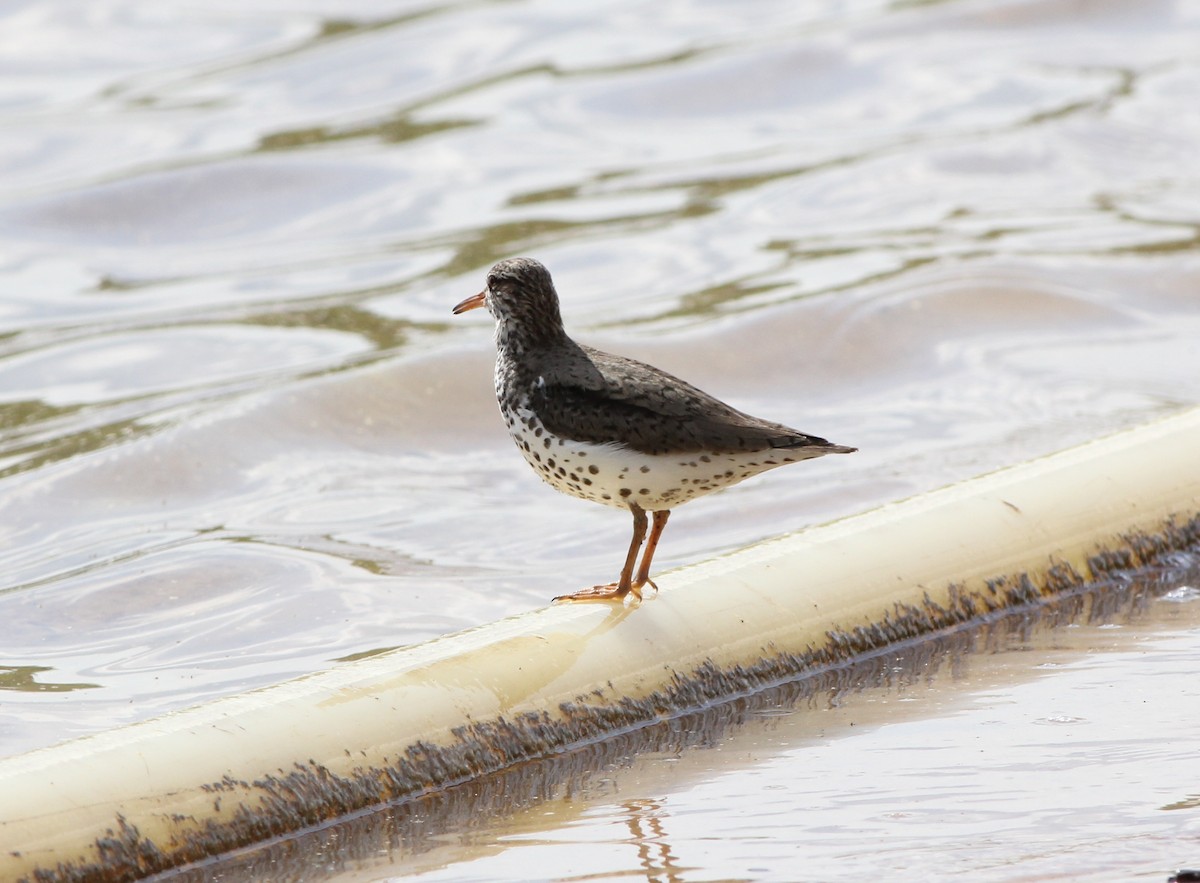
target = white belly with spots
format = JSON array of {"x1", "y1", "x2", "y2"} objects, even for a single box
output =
[{"x1": 501, "y1": 401, "x2": 806, "y2": 511}]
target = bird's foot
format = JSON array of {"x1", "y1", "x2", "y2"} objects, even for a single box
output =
[
  {"x1": 553, "y1": 582, "x2": 642, "y2": 606},
  {"x1": 632, "y1": 577, "x2": 659, "y2": 599}
]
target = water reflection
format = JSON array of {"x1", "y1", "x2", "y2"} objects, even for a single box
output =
[
  {"x1": 0, "y1": 665, "x2": 99, "y2": 693},
  {"x1": 620, "y1": 798, "x2": 684, "y2": 883}
]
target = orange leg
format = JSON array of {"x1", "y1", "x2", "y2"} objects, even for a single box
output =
[
  {"x1": 554, "y1": 503, "x2": 649, "y2": 603},
  {"x1": 633, "y1": 509, "x2": 671, "y2": 591}
]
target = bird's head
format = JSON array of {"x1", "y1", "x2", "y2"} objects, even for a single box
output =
[{"x1": 453, "y1": 257, "x2": 566, "y2": 349}]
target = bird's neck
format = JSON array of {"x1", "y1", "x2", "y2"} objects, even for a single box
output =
[
  {"x1": 494, "y1": 326, "x2": 577, "y2": 407},
  {"x1": 493, "y1": 315, "x2": 567, "y2": 361}
]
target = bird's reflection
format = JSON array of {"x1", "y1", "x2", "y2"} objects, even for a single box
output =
[{"x1": 621, "y1": 797, "x2": 685, "y2": 883}]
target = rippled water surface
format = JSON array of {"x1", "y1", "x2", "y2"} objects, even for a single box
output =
[{"x1": 2, "y1": 0, "x2": 1199, "y2": 878}]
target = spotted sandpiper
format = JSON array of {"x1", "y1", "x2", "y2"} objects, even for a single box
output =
[{"x1": 453, "y1": 257, "x2": 855, "y2": 603}]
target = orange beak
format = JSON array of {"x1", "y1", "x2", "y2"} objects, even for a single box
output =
[{"x1": 452, "y1": 290, "x2": 486, "y2": 315}]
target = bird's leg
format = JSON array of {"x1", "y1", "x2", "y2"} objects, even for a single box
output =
[
  {"x1": 632, "y1": 509, "x2": 670, "y2": 593},
  {"x1": 553, "y1": 503, "x2": 648, "y2": 603},
  {"x1": 613, "y1": 502, "x2": 649, "y2": 596}
]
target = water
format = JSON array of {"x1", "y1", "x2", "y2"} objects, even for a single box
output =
[{"x1": 1, "y1": 0, "x2": 1199, "y2": 878}]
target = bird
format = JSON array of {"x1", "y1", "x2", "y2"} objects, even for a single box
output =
[{"x1": 453, "y1": 257, "x2": 855, "y2": 603}]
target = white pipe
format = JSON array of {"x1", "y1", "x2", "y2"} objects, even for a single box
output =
[{"x1": 2, "y1": 407, "x2": 1198, "y2": 881}]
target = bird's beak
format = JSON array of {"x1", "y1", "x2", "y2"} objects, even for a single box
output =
[{"x1": 452, "y1": 290, "x2": 486, "y2": 315}]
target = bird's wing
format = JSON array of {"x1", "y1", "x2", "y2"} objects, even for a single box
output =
[{"x1": 530, "y1": 344, "x2": 836, "y2": 455}]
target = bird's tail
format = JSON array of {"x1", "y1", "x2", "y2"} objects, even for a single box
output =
[{"x1": 773, "y1": 434, "x2": 856, "y2": 454}]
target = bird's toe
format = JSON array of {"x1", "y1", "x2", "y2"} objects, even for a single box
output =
[{"x1": 552, "y1": 582, "x2": 640, "y2": 604}]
